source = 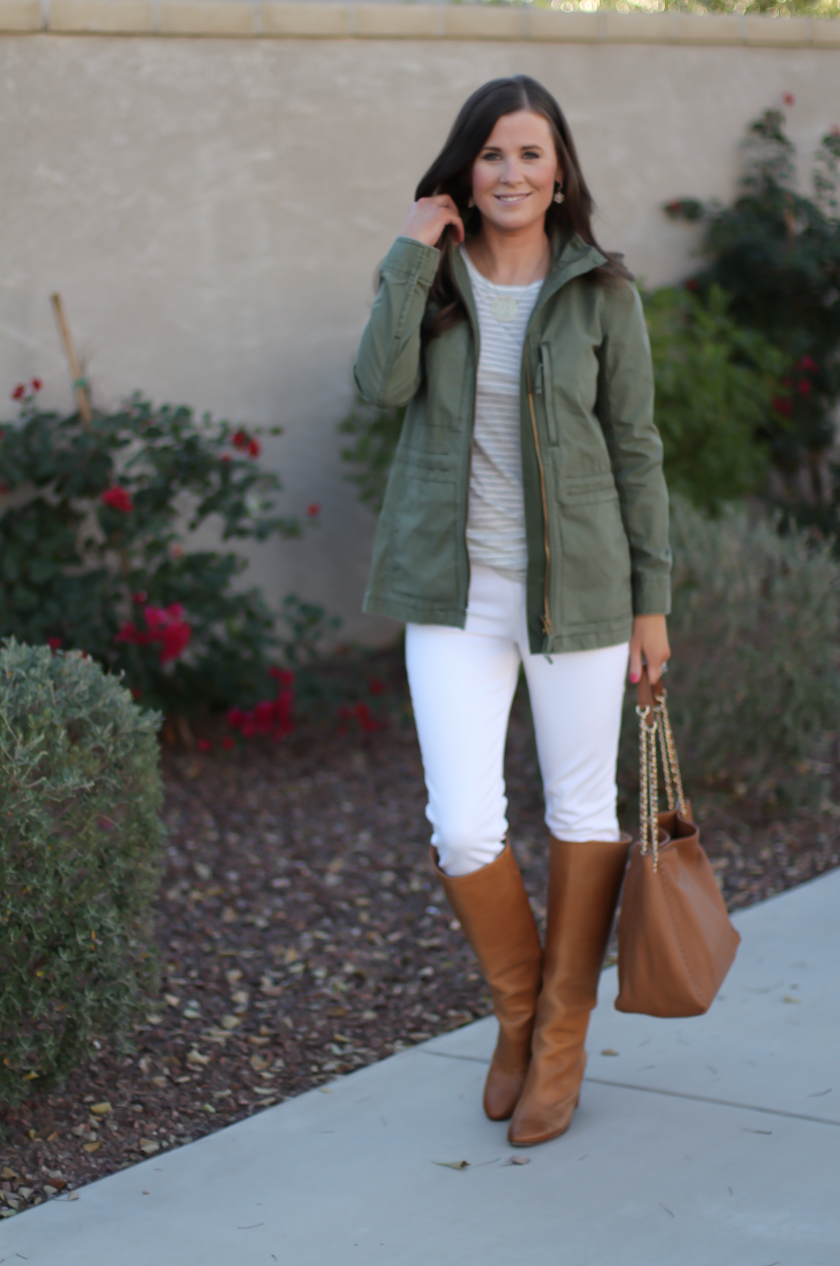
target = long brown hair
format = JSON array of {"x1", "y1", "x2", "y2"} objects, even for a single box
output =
[{"x1": 416, "y1": 76, "x2": 632, "y2": 337}]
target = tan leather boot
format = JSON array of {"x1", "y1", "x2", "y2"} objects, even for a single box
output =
[
  {"x1": 432, "y1": 842, "x2": 543, "y2": 1121},
  {"x1": 507, "y1": 834, "x2": 631, "y2": 1147}
]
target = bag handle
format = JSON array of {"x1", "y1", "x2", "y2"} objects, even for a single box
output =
[{"x1": 635, "y1": 668, "x2": 688, "y2": 870}]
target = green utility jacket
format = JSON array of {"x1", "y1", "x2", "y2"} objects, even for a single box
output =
[{"x1": 354, "y1": 232, "x2": 671, "y2": 655}]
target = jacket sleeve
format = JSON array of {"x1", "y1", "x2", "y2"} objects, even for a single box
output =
[
  {"x1": 353, "y1": 237, "x2": 441, "y2": 409},
  {"x1": 597, "y1": 283, "x2": 672, "y2": 617}
]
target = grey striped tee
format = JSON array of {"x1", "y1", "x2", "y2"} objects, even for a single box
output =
[{"x1": 461, "y1": 245, "x2": 542, "y2": 583}]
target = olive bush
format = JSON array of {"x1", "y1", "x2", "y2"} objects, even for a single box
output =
[{"x1": 0, "y1": 641, "x2": 164, "y2": 1106}]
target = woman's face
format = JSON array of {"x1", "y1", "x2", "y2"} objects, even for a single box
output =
[{"x1": 471, "y1": 110, "x2": 563, "y2": 234}]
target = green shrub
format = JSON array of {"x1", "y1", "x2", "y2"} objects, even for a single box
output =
[
  {"x1": 0, "y1": 386, "x2": 319, "y2": 718},
  {"x1": 665, "y1": 107, "x2": 840, "y2": 528},
  {"x1": 621, "y1": 498, "x2": 840, "y2": 807},
  {"x1": 645, "y1": 285, "x2": 783, "y2": 514},
  {"x1": 0, "y1": 640, "x2": 164, "y2": 1107}
]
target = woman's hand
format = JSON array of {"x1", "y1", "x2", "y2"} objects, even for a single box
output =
[
  {"x1": 629, "y1": 614, "x2": 671, "y2": 686},
  {"x1": 400, "y1": 196, "x2": 465, "y2": 249}
]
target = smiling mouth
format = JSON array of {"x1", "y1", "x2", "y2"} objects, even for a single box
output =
[{"x1": 495, "y1": 193, "x2": 531, "y2": 203}]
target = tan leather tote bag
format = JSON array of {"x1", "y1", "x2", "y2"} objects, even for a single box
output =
[{"x1": 615, "y1": 670, "x2": 741, "y2": 1018}]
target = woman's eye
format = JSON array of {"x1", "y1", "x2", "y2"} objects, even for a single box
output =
[
  {"x1": 481, "y1": 151, "x2": 500, "y2": 162},
  {"x1": 523, "y1": 150, "x2": 541, "y2": 160}
]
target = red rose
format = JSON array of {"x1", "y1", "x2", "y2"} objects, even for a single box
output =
[
  {"x1": 783, "y1": 92, "x2": 795, "y2": 107},
  {"x1": 197, "y1": 739, "x2": 213, "y2": 752},
  {"x1": 101, "y1": 486, "x2": 134, "y2": 513},
  {"x1": 307, "y1": 503, "x2": 320, "y2": 517},
  {"x1": 232, "y1": 429, "x2": 250, "y2": 451},
  {"x1": 47, "y1": 637, "x2": 62, "y2": 652},
  {"x1": 222, "y1": 736, "x2": 235, "y2": 751},
  {"x1": 11, "y1": 384, "x2": 25, "y2": 401},
  {"x1": 772, "y1": 396, "x2": 793, "y2": 419},
  {"x1": 798, "y1": 379, "x2": 812, "y2": 397},
  {"x1": 247, "y1": 438, "x2": 261, "y2": 459},
  {"x1": 31, "y1": 378, "x2": 42, "y2": 391}
]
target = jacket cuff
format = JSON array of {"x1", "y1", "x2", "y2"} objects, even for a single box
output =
[
  {"x1": 381, "y1": 237, "x2": 441, "y2": 287},
  {"x1": 632, "y1": 575, "x2": 671, "y2": 617}
]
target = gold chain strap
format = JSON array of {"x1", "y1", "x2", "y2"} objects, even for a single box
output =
[
  {"x1": 637, "y1": 682, "x2": 687, "y2": 873},
  {"x1": 654, "y1": 688, "x2": 687, "y2": 817},
  {"x1": 636, "y1": 703, "x2": 660, "y2": 870}
]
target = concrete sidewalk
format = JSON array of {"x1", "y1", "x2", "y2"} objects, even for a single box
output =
[{"x1": 2, "y1": 869, "x2": 838, "y2": 1266}]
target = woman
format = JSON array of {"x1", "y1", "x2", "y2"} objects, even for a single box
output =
[{"x1": 354, "y1": 76, "x2": 671, "y2": 1147}]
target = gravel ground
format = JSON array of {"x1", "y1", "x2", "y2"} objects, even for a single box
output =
[{"x1": 2, "y1": 647, "x2": 839, "y2": 1216}]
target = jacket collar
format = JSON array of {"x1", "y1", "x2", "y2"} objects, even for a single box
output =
[{"x1": 449, "y1": 228, "x2": 606, "y2": 352}]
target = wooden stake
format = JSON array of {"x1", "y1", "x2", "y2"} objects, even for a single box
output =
[{"x1": 50, "y1": 293, "x2": 93, "y2": 429}]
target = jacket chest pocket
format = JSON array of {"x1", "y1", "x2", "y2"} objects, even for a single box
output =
[{"x1": 537, "y1": 341, "x2": 601, "y2": 457}]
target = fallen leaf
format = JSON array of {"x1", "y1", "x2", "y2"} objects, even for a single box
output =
[
  {"x1": 46, "y1": 1131, "x2": 59, "y2": 1142},
  {"x1": 82, "y1": 1141, "x2": 102, "y2": 1153},
  {"x1": 433, "y1": 1160, "x2": 469, "y2": 1170},
  {"x1": 27, "y1": 1128, "x2": 39, "y2": 1139},
  {"x1": 502, "y1": 1157, "x2": 530, "y2": 1166},
  {"x1": 600, "y1": 1048, "x2": 619, "y2": 1057},
  {"x1": 1, "y1": 1166, "x2": 19, "y2": 1180},
  {"x1": 89, "y1": 1101, "x2": 112, "y2": 1116}
]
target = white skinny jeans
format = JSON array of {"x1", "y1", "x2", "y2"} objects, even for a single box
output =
[{"x1": 406, "y1": 564, "x2": 629, "y2": 878}]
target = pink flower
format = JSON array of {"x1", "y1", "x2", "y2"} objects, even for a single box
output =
[
  {"x1": 132, "y1": 590, "x2": 147, "y2": 604},
  {"x1": 101, "y1": 486, "x2": 134, "y2": 513},
  {"x1": 197, "y1": 739, "x2": 213, "y2": 753},
  {"x1": 115, "y1": 621, "x2": 150, "y2": 646},
  {"x1": 11, "y1": 384, "x2": 25, "y2": 401}
]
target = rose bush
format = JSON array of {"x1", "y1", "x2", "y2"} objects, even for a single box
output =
[{"x1": 0, "y1": 384, "x2": 327, "y2": 721}]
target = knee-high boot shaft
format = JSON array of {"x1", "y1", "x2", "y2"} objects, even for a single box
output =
[
  {"x1": 508, "y1": 834, "x2": 630, "y2": 1147},
  {"x1": 432, "y1": 843, "x2": 543, "y2": 1121}
]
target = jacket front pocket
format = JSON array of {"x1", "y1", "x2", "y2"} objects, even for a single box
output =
[
  {"x1": 556, "y1": 486, "x2": 632, "y2": 628},
  {"x1": 384, "y1": 468, "x2": 460, "y2": 606}
]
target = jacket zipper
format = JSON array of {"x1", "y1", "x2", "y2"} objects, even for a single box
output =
[{"x1": 525, "y1": 341, "x2": 554, "y2": 639}]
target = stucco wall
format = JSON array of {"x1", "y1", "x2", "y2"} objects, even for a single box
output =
[{"x1": 2, "y1": 14, "x2": 839, "y2": 644}]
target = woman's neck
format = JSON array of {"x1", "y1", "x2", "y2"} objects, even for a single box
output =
[{"x1": 466, "y1": 221, "x2": 551, "y2": 287}]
